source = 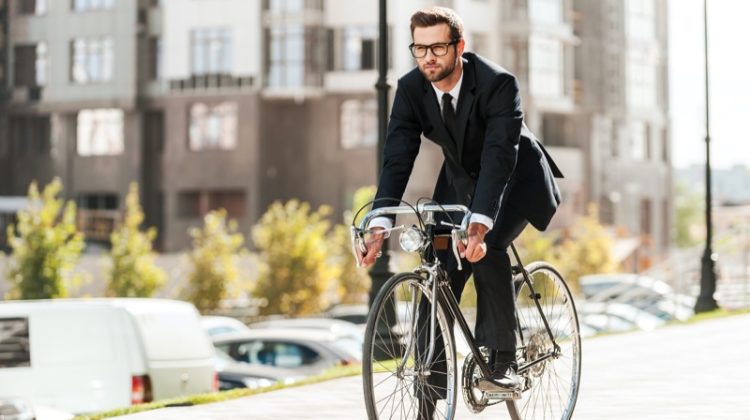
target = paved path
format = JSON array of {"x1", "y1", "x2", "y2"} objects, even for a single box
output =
[{"x1": 114, "y1": 314, "x2": 750, "y2": 419}]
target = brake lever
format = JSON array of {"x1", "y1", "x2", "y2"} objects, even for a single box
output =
[
  {"x1": 451, "y1": 229, "x2": 468, "y2": 271},
  {"x1": 350, "y1": 225, "x2": 404, "y2": 267}
]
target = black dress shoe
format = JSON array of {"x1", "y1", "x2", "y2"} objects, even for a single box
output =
[
  {"x1": 477, "y1": 350, "x2": 521, "y2": 392},
  {"x1": 477, "y1": 364, "x2": 521, "y2": 391}
]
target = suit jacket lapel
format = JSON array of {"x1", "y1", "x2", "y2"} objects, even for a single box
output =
[
  {"x1": 454, "y1": 57, "x2": 476, "y2": 163},
  {"x1": 422, "y1": 82, "x2": 459, "y2": 159}
]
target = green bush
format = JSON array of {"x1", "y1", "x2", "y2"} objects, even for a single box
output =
[
  {"x1": 107, "y1": 183, "x2": 165, "y2": 297},
  {"x1": 332, "y1": 186, "x2": 376, "y2": 304},
  {"x1": 515, "y1": 204, "x2": 615, "y2": 294},
  {"x1": 185, "y1": 209, "x2": 246, "y2": 312},
  {"x1": 6, "y1": 178, "x2": 85, "y2": 299},
  {"x1": 252, "y1": 200, "x2": 339, "y2": 316}
]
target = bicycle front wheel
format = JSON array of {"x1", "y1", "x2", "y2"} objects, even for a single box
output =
[
  {"x1": 363, "y1": 272, "x2": 458, "y2": 420},
  {"x1": 514, "y1": 262, "x2": 582, "y2": 420}
]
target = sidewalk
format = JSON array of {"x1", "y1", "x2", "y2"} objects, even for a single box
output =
[{"x1": 114, "y1": 314, "x2": 750, "y2": 420}]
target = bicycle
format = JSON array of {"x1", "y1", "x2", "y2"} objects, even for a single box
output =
[{"x1": 351, "y1": 202, "x2": 581, "y2": 420}]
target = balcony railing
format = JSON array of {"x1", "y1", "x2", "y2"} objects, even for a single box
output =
[
  {"x1": 77, "y1": 209, "x2": 121, "y2": 242},
  {"x1": 168, "y1": 74, "x2": 255, "y2": 92},
  {"x1": 11, "y1": 86, "x2": 42, "y2": 103}
]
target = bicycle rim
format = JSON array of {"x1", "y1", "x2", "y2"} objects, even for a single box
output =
[
  {"x1": 363, "y1": 272, "x2": 457, "y2": 420},
  {"x1": 514, "y1": 262, "x2": 582, "y2": 420}
]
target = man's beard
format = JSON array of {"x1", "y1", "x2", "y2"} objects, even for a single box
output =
[{"x1": 420, "y1": 58, "x2": 456, "y2": 83}]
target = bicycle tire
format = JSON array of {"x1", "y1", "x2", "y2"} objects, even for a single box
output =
[
  {"x1": 362, "y1": 272, "x2": 458, "y2": 420},
  {"x1": 513, "y1": 262, "x2": 582, "y2": 420}
]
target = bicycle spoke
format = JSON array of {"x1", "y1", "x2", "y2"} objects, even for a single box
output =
[{"x1": 363, "y1": 273, "x2": 457, "y2": 419}]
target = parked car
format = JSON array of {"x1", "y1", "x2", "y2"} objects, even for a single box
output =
[
  {"x1": 579, "y1": 274, "x2": 694, "y2": 321},
  {"x1": 201, "y1": 315, "x2": 251, "y2": 337},
  {"x1": 0, "y1": 299, "x2": 217, "y2": 414},
  {"x1": 250, "y1": 318, "x2": 364, "y2": 359},
  {"x1": 0, "y1": 397, "x2": 73, "y2": 420},
  {"x1": 325, "y1": 304, "x2": 369, "y2": 326},
  {"x1": 579, "y1": 302, "x2": 666, "y2": 331},
  {"x1": 213, "y1": 348, "x2": 300, "y2": 391},
  {"x1": 213, "y1": 328, "x2": 359, "y2": 377}
]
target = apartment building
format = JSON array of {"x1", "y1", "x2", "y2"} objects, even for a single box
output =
[
  {"x1": 0, "y1": 0, "x2": 671, "y2": 260},
  {"x1": 573, "y1": 0, "x2": 672, "y2": 263}
]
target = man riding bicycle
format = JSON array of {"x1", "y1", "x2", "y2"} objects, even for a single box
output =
[{"x1": 356, "y1": 6, "x2": 563, "y2": 418}]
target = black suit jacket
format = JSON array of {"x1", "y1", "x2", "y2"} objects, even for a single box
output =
[{"x1": 374, "y1": 52, "x2": 563, "y2": 243}]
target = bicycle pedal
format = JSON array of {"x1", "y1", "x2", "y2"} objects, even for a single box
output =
[{"x1": 484, "y1": 390, "x2": 521, "y2": 401}]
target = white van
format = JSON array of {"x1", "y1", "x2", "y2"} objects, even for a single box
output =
[{"x1": 0, "y1": 298, "x2": 217, "y2": 414}]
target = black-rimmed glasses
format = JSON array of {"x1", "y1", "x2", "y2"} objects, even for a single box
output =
[{"x1": 408, "y1": 38, "x2": 461, "y2": 58}]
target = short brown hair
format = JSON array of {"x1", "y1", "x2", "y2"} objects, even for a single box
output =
[{"x1": 410, "y1": 6, "x2": 464, "y2": 40}]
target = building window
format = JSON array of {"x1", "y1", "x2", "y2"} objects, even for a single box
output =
[
  {"x1": 191, "y1": 28, "x2": 231, "y2": 76},
  {"x1": 71, "y1": 37, "x2": 114, "y2": 83},
  {"x1": 17, "y1": 0, "x2": 47, "y2": 15},
  {"x1": 149, "y1": 37, "x2": 162, "y2": 80},
  {"x1": 10, "y1": 116, "x2": 50, "y2": 157},
  {"x1": 626, "y1": 0, "x2": 655, "y2": 41},
  {"x1": 35, "y1": 43, "x2": 48, "y2": 86},
  {"x1": 177, "y1": 189, "x2": 246, "y2": 219},
  {"x1": 529, "y1": 0, "x2": 563, "y2": 24},
  {"x1": 640, "y1": 198, "x2": 652, "y2": 236},
  {"x1": 328, "y1": 27, "x2": 377, "y2": 72},
  {"x1": 77, "y1": 192, "x2": 119, "y2": 210},
  {"x1": 630, "y1": 121, "x2": 647, "y2": 161},
  {"x1": 529, "y1": 35, "x2": 563, "y2": 98},
  {"x1": 72, "y1": 0, "x2": 115, "y2": 12},
  {"x1": 76, "y1": 109, "x2": 124, "y2": 156},
  {"x1": 626, "y1": 48, "x2": 657, "y2": 109},
  {"x1": 0, "y1": 318, "x2": 31, "y2": 368},
  {"x1": 267, "y1": 25, "x2": 304, "y2": 87},
  {"x1": 188, "y1": 102, "x2": 238, "y2": 151},
  {"x1": 340, "y1": 99, "x2": 377, "y2": 149}
]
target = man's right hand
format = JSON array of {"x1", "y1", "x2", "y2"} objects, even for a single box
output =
[{"x1": 360, "y1": 227, "x2": 387, "y2": 267}]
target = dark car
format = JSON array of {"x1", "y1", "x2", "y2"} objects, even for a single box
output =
[{"x1": 213, "y1": 348, "x2": 301, "y2": 391}]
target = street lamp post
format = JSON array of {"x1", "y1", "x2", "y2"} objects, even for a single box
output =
[
  {"x1": 695, "y1": 0, "x2": 719, "y2": 313},
  {"x1": 370, "y1": 0, "x2": 393, "y2": 306},
  {"x1": 369, "y1": 0, "x2": 400, "y2": 360}
]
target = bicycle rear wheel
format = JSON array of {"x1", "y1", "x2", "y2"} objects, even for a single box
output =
[
  {"x1": 363, "y1": 272, "x2": 457, "y2": 420},
  {"x1": 514, "y1": 262, "x2": 581, "y2": 420}
]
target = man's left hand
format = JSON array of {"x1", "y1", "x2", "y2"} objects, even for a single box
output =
[{"x1": 458, "y1": 222, "x2": 489, "y2": 263}]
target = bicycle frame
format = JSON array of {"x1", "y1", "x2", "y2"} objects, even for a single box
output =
[{"x1": 355, "y1": 203, "x2": 561, "y2": 385}]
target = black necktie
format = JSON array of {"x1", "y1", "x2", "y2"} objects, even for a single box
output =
[{"x1": 442, "y1": 93, "x2": 456, "y2": 140}]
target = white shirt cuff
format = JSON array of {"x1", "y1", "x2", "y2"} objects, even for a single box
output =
[
  {"x1": 470, "y1": 213, "x2": 494, "y2": 230},
  {"x1": 369, "y1": 217, "x2": 394, "y2": 231}
]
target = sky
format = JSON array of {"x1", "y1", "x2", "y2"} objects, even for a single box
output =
[{"x1": 668, "y1": 0, "x2": 750, "y2": 169}]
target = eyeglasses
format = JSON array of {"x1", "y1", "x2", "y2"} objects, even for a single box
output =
[{"x1": 408, "y1": 38, "x2": 461, "y2": 58}]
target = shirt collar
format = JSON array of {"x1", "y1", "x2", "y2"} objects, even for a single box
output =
[{"x1": 432, "y1": 68, "x2": 464, "y2": 104}]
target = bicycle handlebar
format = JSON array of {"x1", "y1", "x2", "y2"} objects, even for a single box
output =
[{"x1": 352, "y1": 204, "x2": 473, "y2": 270}]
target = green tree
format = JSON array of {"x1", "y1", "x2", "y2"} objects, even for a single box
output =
[
  {"x1": 185, "y1": 209, "x2": 246, "y2": 312},
  {"x1": 6, "y1": 178, "x2": 85, "y2": 299},
  {"x1": 674, "y1": 181, "x2": 703, "y2": 248},
  {"x1": 332, "y1": 186, "x2": 376, "y2": 304},
  {"x1": 252, "y1": 200, "x2": 339, "y2": 316},
  {"x1": 555, "y1": 205, "x2": 616, "y2": 291},
  {"x1": 107, "y1": 183, "x2": 166, "y2": 297}
]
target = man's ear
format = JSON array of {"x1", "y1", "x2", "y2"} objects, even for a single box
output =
[{"x1": 457, "y1": 38, "x2": 466, "y2": 56}]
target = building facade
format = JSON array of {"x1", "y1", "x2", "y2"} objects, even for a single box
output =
[{"x1": 0, "y1": 0, "x2": 671, "y2": 262}]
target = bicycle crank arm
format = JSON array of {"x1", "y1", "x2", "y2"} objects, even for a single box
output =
[{"x1": 484, "y1": 390, "x2": 521, "y2": 401}]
